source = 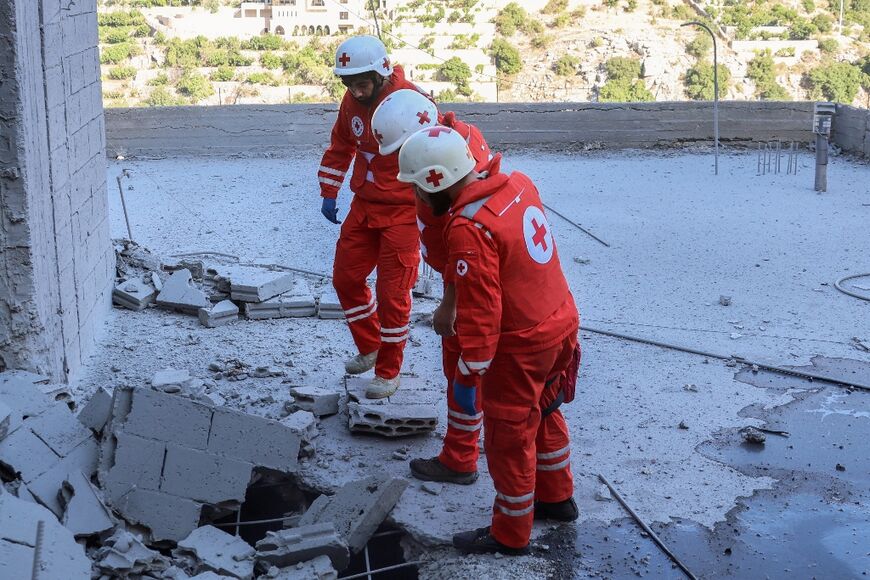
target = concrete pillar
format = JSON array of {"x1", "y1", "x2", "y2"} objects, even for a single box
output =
[{"x1": 0, "y1": 0, "x2": 112, "y2": 380}]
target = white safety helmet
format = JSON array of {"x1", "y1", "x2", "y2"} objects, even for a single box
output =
[
  {"x1": 371, "y1": 89, "x2": 439, "y2": 155},
  {"x1": 333, "y1": 35, "x2": 393, "y2": 77},
  {"x1": 397, "y1": 126, "x2": 476, "y2": 194}
]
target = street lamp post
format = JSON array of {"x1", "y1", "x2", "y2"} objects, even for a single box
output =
[{"x1": 682, "y1": 21, "x2": 719, "y2": 175}]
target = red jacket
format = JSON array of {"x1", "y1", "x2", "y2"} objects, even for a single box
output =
[
  {"x1": 445, "y1": 158, "x2": 579, "y2": 388},
  {"x1": 416, "y1": 112, "x2": 492, "y2": 276},
  {"x1": 318, "y1": 65, "x2": 426, "y2": 228}
]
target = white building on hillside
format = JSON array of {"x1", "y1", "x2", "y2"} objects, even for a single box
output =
[{"x1": 237, "y1": 0, "x2": 377, "y2": 36}]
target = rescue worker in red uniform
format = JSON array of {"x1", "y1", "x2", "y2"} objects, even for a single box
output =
[
  {"x1": 318, "y1": 36, "x2": 430, "y2": 399},
  {"x1": 397, "y1": 126, "x2": 581, "y2": 555},
  {"x1": 371, "y1": 90, "x2": 492, "y2": 485}
]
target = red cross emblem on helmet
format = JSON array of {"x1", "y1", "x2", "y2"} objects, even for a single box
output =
[
  {"x1": 338, "y1": 52, "x2": 351, "y2": 67},
  {"x1": 426, "y1": 127, "x2": 450, "y2": 138}
]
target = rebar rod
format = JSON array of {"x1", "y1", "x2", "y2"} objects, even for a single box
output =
[
  {"x1": 542, "y1": 203, "x2": 610, "y2": 247},
  {"x1": 116, "y1": 175, "x2": 134, "y2": 241},
  {"x1": 340, "y1": 561, "x2": 423, "y2": 580},
  {"x1": 31, "y1": 520, "x2": 45, "y2": 580}
]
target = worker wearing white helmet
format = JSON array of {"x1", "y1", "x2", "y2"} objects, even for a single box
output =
[
  {"x1": 398, "y1": 126, "x2": 582, "y2": 556},
  {"x1": 372, "y1": 90, "x2": 494, "y2": 486},
  {"x1": 315, "y1": 35, "x2": 431, "y2": 400}
]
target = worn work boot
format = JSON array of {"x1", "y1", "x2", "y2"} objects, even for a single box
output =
[
  {"x1": 365, "y1": 375, "x2": 399, "y2": 399},
  {"x1": 452, "y1": 526, "x2": 530, "y2": 556},
  {"x1": 534, "y1": 497, "x2": 579, "y2": 522},
  {"x1": 409, "y1": 457, "x2": 479, "y2": 485},
  {"x1": 345, "y1": 350, "x2": 378, "y2": 375}
]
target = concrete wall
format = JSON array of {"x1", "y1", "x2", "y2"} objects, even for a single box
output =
[
  {"x1": 0, "y1": 0, "x2": 113, "y2": 380},
  {"x1": 832, "y1": 104, "x2": 870, "y2": 158},
  {"x1": 104, "y1": 101, "x2": 815, "y2": 158}
]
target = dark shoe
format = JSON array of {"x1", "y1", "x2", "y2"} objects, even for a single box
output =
[
  {"x1": 409, "y1": 457, "x2": 478, "y2": 485},
  {"x1": 452, "y1": 526, "x2": 530, "y2": 555},
  {"x1": 534, "y1": 497, "x2": 579, "y2": 522}
]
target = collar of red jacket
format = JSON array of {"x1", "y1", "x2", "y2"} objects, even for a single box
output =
[{"x1": 450, "y1": 153, "x2": 508, "y2": 212}]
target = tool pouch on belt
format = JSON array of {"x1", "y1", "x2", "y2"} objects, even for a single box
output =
[{"x1": 560, "y1": 342, "x2": 581, "y2": 404}]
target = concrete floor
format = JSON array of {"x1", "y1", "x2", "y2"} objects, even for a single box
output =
[{"x1": 79, "y1": 148, "x2": 870, "y2": 578}]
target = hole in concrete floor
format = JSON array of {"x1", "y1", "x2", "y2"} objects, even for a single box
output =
[{"x1": 339, "y1": 524, "x2": 419, "y2": 579}]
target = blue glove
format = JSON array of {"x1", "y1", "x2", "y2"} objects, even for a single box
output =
[
  {"x1": 321, "y1": 198, "x2": 341, "y2": 224},
  {"x1": 453, "y1": 382, "x2": 478, "y2": 417}
]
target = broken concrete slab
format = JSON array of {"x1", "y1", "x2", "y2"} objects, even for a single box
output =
[
  {"x1": 344, "y1": 376, "x2": 439, "y2": 407},
  {"x1": 225, "y1": 267, "x2": 295, "y2": 303},
  {"x1": 26, "y1": 402, "x2": 94, "y2": 458},
  {"x1": 0, "y1": 370, "x2": 54, "y2": 420},
  {"x1": 101, "y1": 431, "x2": 166, "y2": 501},
  {"x1": 113, "y1": 488, "x2": 202, "y2": 543},
  {"x1": 0, "y1": 486, "x2": 91, "y2": 579},
  {"x1": 0, "y1": 401, "x2": 12, "y2": 441},
  {"x1": 113, "y1": 277, "x2": 158, "y2": 311},
  {"x1": 28, "y1": 437, "x2": 99, "y2": 517},
  {"x1": 347, "y1": 402, "x2": 438, "y2": 438},
  {"x1": 198, "y1": 300, "x2": 240, "y2": 328},
  {"x1": 77, "y1": 387, "x2": 113, "y2": 433},
  {"x1": 156, "y1": 269, "x2": 210, "y2": 314},
  {"x1": 0, "y1": 426, "x2": 60, "y2": 483},
  {"x1": 164, "y1": 258, "x2": 205, "y2": 280},
  {"x1": 91, "y1": 528, "x2": 172, "y2": 577},
  {"x1": 151, "y1": 368, "x2": 193, "y2": 389},
  {"x1": 255, "y1": 522, "x2": 349, "y2": 572},
  {"x1": 316, "y1": 286, "x2": 343, "y2": 320},
  {"x1": 298, "y1": 474, "x2": 408, "y2": 553},
  {"x1": 161, "y1": 444, "x2": 253, "y2": 504},
  {"x1": 243, "y1": 290, "x2": 316, "y2": 320},
  {"x1": 265, "y1": 556, "x2": 338, "y2": 580},
  {"x1": 281, "y1": 410, "x2": 318, "y2": 458},
  {"x1": 289, "y1": 386, "x2": 339, "y2": 417},
  {"x1": 60, "y1": 470, "x2": 116, "y2": 537},
  {"x1": 207, "y1": 407, "x2": 301, "y2": 473},
  {"x1": 175, "y1": 525, "x2": 256, "y2": 579},
  {"x1": 116, "y1": 386, "x2": 213, "y2": 450}
]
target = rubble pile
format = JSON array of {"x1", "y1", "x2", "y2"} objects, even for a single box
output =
[{"x1": 0, "y1": 369, "x2": 410, "y2": 579}]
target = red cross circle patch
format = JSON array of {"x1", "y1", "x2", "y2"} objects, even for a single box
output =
[
  {"x1": 456, "y1": 259, "x2": 469, "y2": 277},
  {"x1": 523, "y1": 206, "x2": 554, "y2": 264}
]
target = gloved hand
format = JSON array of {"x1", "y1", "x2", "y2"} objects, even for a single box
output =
[
  {"x1": 453, "y1": 382, "x2": 478, "y2": 417},
  {"x1": 321, "y1": 198, "x2": 341, "y2": 224}
]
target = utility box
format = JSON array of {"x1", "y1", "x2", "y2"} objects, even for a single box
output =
[{"x1": 813, "y1": 102, "x2": 836, "y2": 136}]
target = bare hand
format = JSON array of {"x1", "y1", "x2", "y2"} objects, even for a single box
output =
[{"x1": 433, "y1": 300, "x2": 456, "y2": 337}]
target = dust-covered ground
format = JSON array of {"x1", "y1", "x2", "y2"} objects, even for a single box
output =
[{"x1": 75, "y1": 148, "x2": 870, "y2": 578}]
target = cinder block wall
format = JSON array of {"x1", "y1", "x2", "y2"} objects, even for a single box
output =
[
  {"x1": 832, "y1": 104, "x2": 870, "y2": 158},
  {"x1": 0, "y1": 0, "x2": 112, "y2": 380}
]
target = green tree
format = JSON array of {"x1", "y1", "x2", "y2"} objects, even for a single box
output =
[
  {"x1": 148, "y1": 72, "x2": 169, "y2": 86},
  {"x1": 812, "y1": 13, "x2": 834, "y2": 33},
  {"x1": 146, "y1": 87, "x2": 184, "y2": 107},
  {"x1": 788, "y1": 18, "x2": 817, "y2": 39},
  {"x1": 747, "y1": 50, "x2": 790, "y2": 100},
  {"x1": 108, "y1": 66, "x2": 137, "y2": 80},
  {"x1": 808, "y1": 61, "x2": 862, "y2": 103},
  {"x1": 542, "y1": 0, "x2": 568, "y2": 14},
  {"x1": 243, "y1": 34, "x2": 285, "y2": 51},
  {"x1": 210, "y1": 66, "x2": 235, "y2": 82},
  {"x1": 177, "y1": 71, "x2": 214, "y2": 102},
  {"x1": 685, "y1": 34, "x2": 711, "y2": 60},
  {"x1": 260, "y1": 51, "x2": 282, "y2": 69},
  {"x1": 489, "y1": 38, "x2": 522, "y2": 75},
  {"x1": 818, "y1": 38, "x2": 838, "y2": 54},
  {"x1": 553, "y1": 54, "x2": 580, "y2": 76},
  {"x1": 493, "y1": 2, "x2": 527, "y2": 35},
  {"x1": 100, "y1": 43, "x2": 140, "y2": 64},
  {"x1": 438, "y1": 57, "x2": 472, "y2": 85},
  {"x1": 684, "y1": 62, "x2": 731, "y2": 100},
  {"x1": 605, "y1": 57, "x2": 642, "y2": 82},
  {"x1": 599, "y1": 79, "x2": 654, "y2": 101}
]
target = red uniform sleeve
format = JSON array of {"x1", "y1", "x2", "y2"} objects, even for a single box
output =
[
  {"x1": 318, "y1": 99, "x2": 356, "y2": 199},
  {"x1": 441, "y1": 112, "x2": 491, "y2": 169},
  {"x1": 448, "y1": 219, "x2": 501, "y2": 388}
]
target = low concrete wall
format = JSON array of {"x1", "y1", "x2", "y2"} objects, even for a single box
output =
[
  {"x1": 832, "y1": 104, "x2": 870, "y2": 158},
  {"x1": 105, "y1": 101, "x2": 816, "y2": 158}
]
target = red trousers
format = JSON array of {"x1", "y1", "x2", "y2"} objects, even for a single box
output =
[
  {"x1": 438, "y1": 336, "x2": 483, "y2": 473},
  {"x1": 332, "y1": 203, "x2": 419, "y2": 379},
  {"x1": 483, "y1": 333, "x2": 577, "y2": 549}
]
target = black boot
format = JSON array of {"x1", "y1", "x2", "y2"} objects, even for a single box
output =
[
  {"x1": 409, "y1": 457, "x2": 478, "y2": 485},
  {"x1": 452, "y1": 526, "x2": 530, "y2": 555},
  {"x1": 534, "y1": 497, "x2": 579, "y2": 522}
]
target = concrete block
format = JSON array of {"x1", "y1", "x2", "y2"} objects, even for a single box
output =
[
  {"x1": 281, "y1": 410, "x2": 318, "y2": 441},
  {"x1": 175, "y1": 525, "x2": 256, "y2": 579},
  {"x1": 216, "y1": 266, "x2": 295, "y2": 303},
  {"x1": 0, "y1": 401, "x2": 13, "y2": 441},
  {"x1": 119, "y1": 386, "x2": 213, "y2": 450},
  {"x1": 198, "y1": 300, "x2": 240, "y2": 328},
  {"x1": 0, "y1": 370, "x2": 54, "y2": 420},
  {"x1": 316, "y1": 285, "x2": 344, "y2": 320},
  {"x1": 113, "y1": 277, "x2": 157, "y2": 311},
  {"x1": 0, "y1": 427, "x2": 60, "y2": 483},
  {"x1": 28, "y1": 437, "x2": 99, "y2": 517},
  {"x1": 113, "y1": 488, "x2": 202, "y2": 543},
  {"x1": 160, "y1": 444, "x2": 252, "y2": 504},
  {"x1": 0, "y1": 488, "x2": 91, "y2": 579},
  {"x1": 26, "y1": 402, "x2": 93, "y2": 457},
  {"x1": 77, "y1": 387, "x2": 112, "y2": 432},
  {"x1": 60, "y1": 470, "x2": 116, "y2": 537},
  {"x1": 151, "y1": 368, "x2": 192, "y2": 389},
  {"x1": 298, "y1": 475, "x2": 408, "y2": 553},
  {"x1": 243, "y1": 279, "x2": 316, "y2": 319},
  {"x1": 255, "y1": 523, "x2": 349, "y2": 572},
  {"x1": 347, "y1": 402, "x2": 438, "y2": 438},
  {"x1": 156, "y1": 269, "x2": 210, "y2": 314},
  {"x1": 289, "y1": 386, "x2": 339, "y2": 417},
  {"x1": 101, "y1": 432, "x2": 165, "y2": 501},
  {"x1": 207, "y1": 408, "x2": 301, "y2": 473},
  {"x1": 266, "y1": 556, "x2": 338, "y2": 580},
  {"x1": 92, "y1": 529, "x2": 172, "y2": 577},
  {"x1": 165, "y1": 258, "x2": 206, "y2": 280},
  {"x1": 344, "y1": 376, "x2": 437, "y2": 406}
]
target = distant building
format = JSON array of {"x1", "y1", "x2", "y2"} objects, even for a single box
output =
[{"x1": 237, "y1": 0, "x2": 378, "y2": 36}]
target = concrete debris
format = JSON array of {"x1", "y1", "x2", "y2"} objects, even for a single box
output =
[
  {"x1": 0, "y1": 400, "x2": 12, "y2": 441},
  {"x1": 344, "y1": 376, "x2": 440, "y2": 407},
  {"x1": 151, "y1": 271, "x2": 164, "y2": 292},
  {"x1": 298, "y1": 474, "x2": 408, "y2": 553},
  {"x1": 347, "y1": 402, "x2": 438, "y2": 438},
  {"x1": 164, "y1": 258, "x2": 205, "y2": 280},
  {"x1": 243, "y1": 279, "x2": 316, "y2": 319},
  {"x1": 91, "y1": 528, "x2": 171, "y2": 577},
  {"x1": 28, "y1": 436, "x2": 99, "y2": 517},
  {"x1": 37, "y1": 382, "x2": 74, "y2": 409},
  {"x1": 199, "y1": 300, "x2": 240, "y2": 328},
  {"x1": 0, "y1": 370, "x2": 53, "y2": 421},
  {"x1": 156, "y1": 269, "x2": 211, "y2": 314},
  {"x1": 151, "y1": 368, "x2": 193, "y2": 389},
  {"x1": 316, "y1": 286, "x2": 343, "y2": 320},
  {"x1": 594, "y1": 484, "x2": 613, "y2": 501},
  {"x1": 289, "y1": 386, "x2": 339, "y2": 417},
  {"x1": 77, "y1": 387, "x2": 113, "y2": 433},
  {"x1": 421, "y1": 482, "x2": 442, "y2": 496},
  {"x1": 255, "y1": 522, "x2": 349, "y2": 572},
  {"x1": 207, "y1": 265, "x2": 295, "y2": 303},
  {"x1": 115, "y1": 239, "x2": 162, "y2": 276},
  {"x1": 0, "y1": 486, "x2": 91, "y2": 579},
  {"x1": 741, "y1": 427, "x2": 766, "y2": 445},
  {"x1": 113, "y1": 277, "x2": 158, "y2": 311},
  {"x1": 851, "y1": 337, "x2": 870, "y2": 353},
  {"x1": 27, "y1": 401, "x2": 93, "y2": 457},
  {"x1": 175, "y1": 525, "x2": 255, "y2": 580},
  {"x1": 281, "y1": 410, "x2": 318, "y2": 458},
  {"x1": 718, "y1": 295, "x2": 732, "y2": 306},
  {"x1": 263, "y1": 556, "x2": 337, "y2": 580},
  {"x1": 251, "y1": 366, "x2": 285, "y2": 378},
  {"x1": 99, "y1": 385, "x2": 301, "y2": 541},
  {"x1": 59, "y1": 470, "x2": 116, "y2": 537}
]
